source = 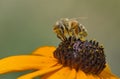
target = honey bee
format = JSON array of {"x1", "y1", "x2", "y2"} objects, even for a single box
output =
[{"x1": 53, "y1": 18, "x2": 88, "y2": 41}]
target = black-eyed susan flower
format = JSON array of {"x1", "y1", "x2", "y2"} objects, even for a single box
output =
[{"x1": 0, "y1": 18, "x2": 119, "y2": 79}]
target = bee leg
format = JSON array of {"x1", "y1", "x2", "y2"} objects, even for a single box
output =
[{"x1": 57, "y1": 34, "x2": 67, "y2": 41}]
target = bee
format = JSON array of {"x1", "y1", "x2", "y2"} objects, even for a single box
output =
[{"x1": 53, "y1": 18, "x2": 88, "y2": 41}]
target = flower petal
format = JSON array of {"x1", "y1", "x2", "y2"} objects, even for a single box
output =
[
  {"x1": 17, "y1": 65, "x2": 62, "y2": 79},
  {"x1": 32, "y1": 46, "x2": 56, "y2": 58},
  {"x1": 42, "y1": 67, "x2": 73, "y2": 79},
  {"x1": 76, "y1": 70, "x2": 87, "y2": 79},
  {"x1": 67, "y1": 69, "x2": 76, "y2": 79},
  {"x1": 87, "y1": 74, "x2": 100, "y2": 79},
  {"x1": 99, "y1": 65, "x2": 119, "y2": 79},
  {"x1": 0, "y1": 55, "x2": 57, "y2": 74}
]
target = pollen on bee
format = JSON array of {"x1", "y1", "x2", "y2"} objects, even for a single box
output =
[{"x1": 53, "y1": 18, "x2": 88, "y2": 41}]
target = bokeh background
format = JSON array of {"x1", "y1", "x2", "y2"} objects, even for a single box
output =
[{"x1": 0, "y1": 0, "x2": 120, "y2": 79}]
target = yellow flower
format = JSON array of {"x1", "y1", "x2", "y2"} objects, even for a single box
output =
[
  {"x1": 0, "y1": 18, "x2": 119, "y2": 79},
  {"x1": 0, "y1": 46, "x2": 119, "y2": 79}
]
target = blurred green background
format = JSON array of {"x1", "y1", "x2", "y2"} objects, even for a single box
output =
[{"x1": 0, "y1": 0, "x2": 120, "y2": 79}]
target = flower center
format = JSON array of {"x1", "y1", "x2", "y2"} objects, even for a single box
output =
[{"x1": 53, "y1": 37, "x2": 106, "y2": 74}]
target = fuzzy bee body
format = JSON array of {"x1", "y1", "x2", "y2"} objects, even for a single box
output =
[{"x1": 53, "y1": 18, "x2": 88, "y2": 41}]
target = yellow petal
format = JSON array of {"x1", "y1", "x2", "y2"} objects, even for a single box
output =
[
  {"x1": 67, "y1": 69, "x2": 76, "y2": 79},
  {"x1": 0, "y1": 55, "x2": 57, "y2": 74},
  {"x1": 17, "y1": 65, "x2": 62, "y2": 79},
  {"x1": 87, "y1": 74, "x2": 100, "y2": 79},
  {"x1": 43, "y1": 67, "x2": 72, "y2": 79},
  {"x1": 32, "y1": 46, "x2": 56, "y2": 58},
  {"x1": 76, "y1": 70, "x2": 87, "y2": 79},
  {"x1": 41, "y1": 68, "x2": 76, "y2": 79},
  {"x1": 99, "y1": 64, "x2": 119, "y2": 79}
]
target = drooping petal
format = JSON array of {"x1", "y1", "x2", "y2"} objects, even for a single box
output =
[
  {"x1": 0, "y1": 55, "x2": 57, "y2": 74},
  {"x1": 17, "y1": 65, "x2": 62, "y2": 79},
  {"x1": 99, "y1": 65, "x2": 119, "y2": 79},
  {"x1": 42, "y1": 67, "x2": 73, "y2": 79},
  {"x1": 32, "y1": 46, "x2": 56, "y2": 58},
  {"x1": 76, "y1": 70, "x2": 87, "y2": 79}
]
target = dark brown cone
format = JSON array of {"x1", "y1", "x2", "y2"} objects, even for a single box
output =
[{"x1": 53, "y1": 37, "x2": 106, "y2": 74}]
